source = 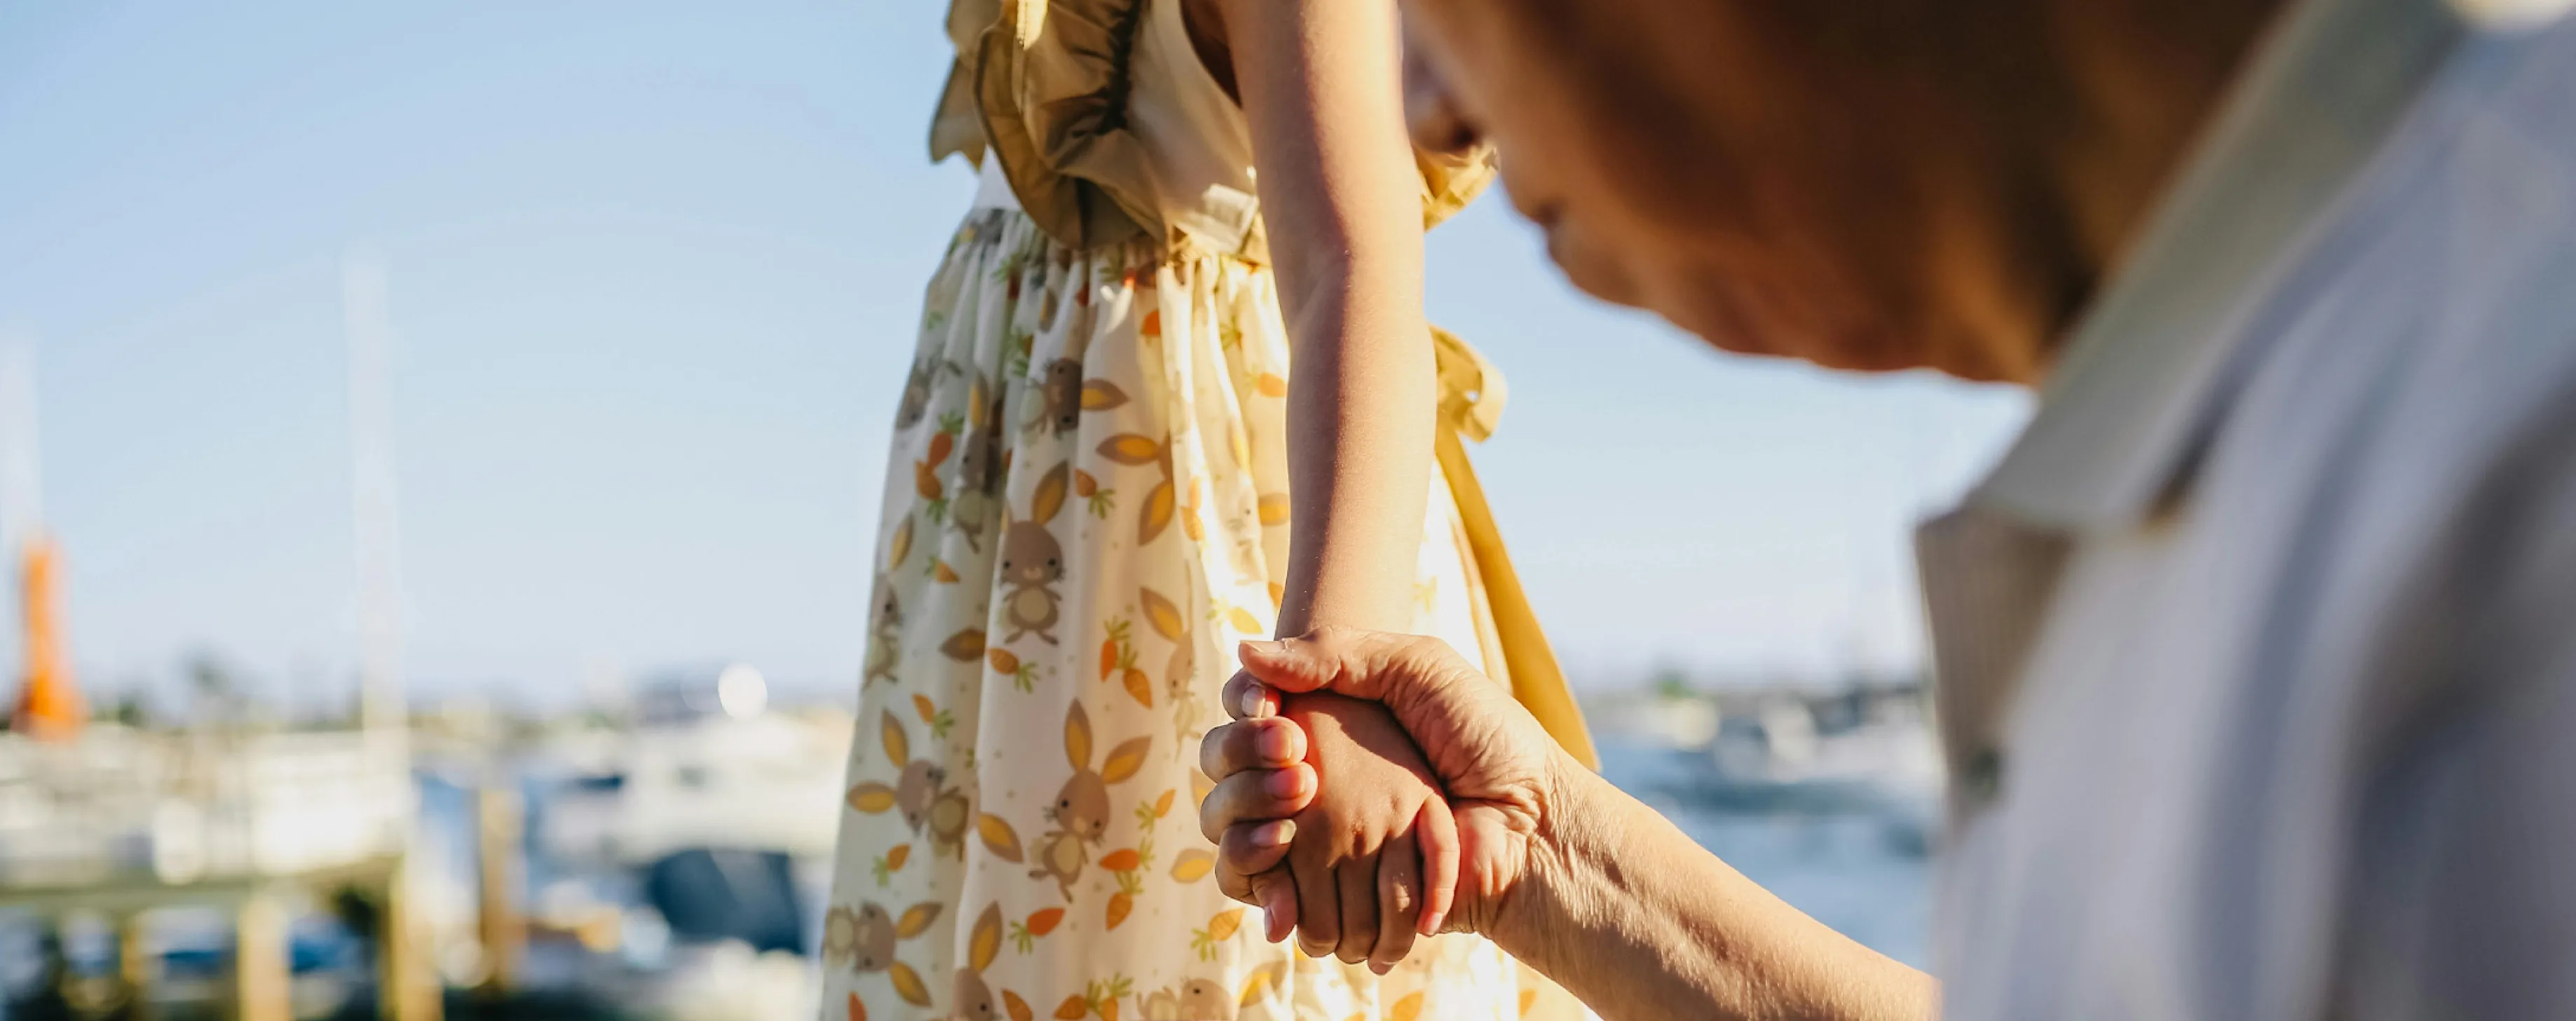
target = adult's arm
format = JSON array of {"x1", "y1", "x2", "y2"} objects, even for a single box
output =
[
  {"x1": 1205, "y1": 630, "x2": 1937, "y2": 1021},
  {"x1": 1500, "y1": 754, "x2": 1939, "y2": 1020}
]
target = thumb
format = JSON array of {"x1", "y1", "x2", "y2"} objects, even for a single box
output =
[
  {"x1": 1244, "y1": 626, "x2": 1478, "y2": 709},
  {"x1": 1241, "y1": 626, "x2": 1443, "y2": 701},
  {"x1": 1225, "y1": 637, "x2": 1333, "y2": 722},
  {"x1": 1235, "y1": 637, "x2": 1335, "y2": 695}
]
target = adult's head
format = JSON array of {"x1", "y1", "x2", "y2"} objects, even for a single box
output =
[{"x1": 1401, "y1": 0, "x2": 2281, "y2": 383}]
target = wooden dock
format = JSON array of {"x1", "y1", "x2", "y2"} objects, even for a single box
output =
[{"x1": 0, "y1": 728, "x2": 437, "y2": 1020}]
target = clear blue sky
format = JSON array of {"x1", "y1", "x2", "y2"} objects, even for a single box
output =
[{"x1": 0, "y1": 1, "x2": 2026, "y2": 709}]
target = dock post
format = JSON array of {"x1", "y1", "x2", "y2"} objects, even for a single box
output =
[
  {"x1": 233, "y1": 894, "x2": 290, "y2": 1021},
  {"x1": 119, "y1": 912, "x2": 153, "y2": 1020},
  {"x1": 381, "y1": 860, "x2": 443, "y2": 1021},
  {"x1": 475, "y1": 784, "x2": 525, "y2": 995}
]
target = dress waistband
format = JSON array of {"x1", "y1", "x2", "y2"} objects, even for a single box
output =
[{"x1": 971, "y1": 158, "x2": 1023, "y2": 213}]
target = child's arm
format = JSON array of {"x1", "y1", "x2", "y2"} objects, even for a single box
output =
[
  {"x1": 1203, "y1": 0, "x2": 1454, "y2": 971},
  {"x1": 1220, "y1": 0, "x2": 1433, "y2": 639}
]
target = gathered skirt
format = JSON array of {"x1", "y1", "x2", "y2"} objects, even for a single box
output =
[{"x1": 820, "y1": 208, "x2": 1530, "y2": 1021}]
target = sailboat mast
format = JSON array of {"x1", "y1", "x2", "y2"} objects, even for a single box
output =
[
  {"x1": 0, "y1": 343, "x2": 41, "y2": 567},
  {"x1": 343, "y1": 255, "x2": 407, "y2": 733},
  {"x1": 0, "y1": 342, "x2": 81, "y2": 738}
]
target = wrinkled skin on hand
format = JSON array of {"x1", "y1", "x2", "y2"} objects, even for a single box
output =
[{"x1": 1201, "y1": 628, "x2": 1564, "y2": 954}]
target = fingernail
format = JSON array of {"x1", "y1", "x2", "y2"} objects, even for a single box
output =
[
  {"x1": 1254, "y1": 820, "x2": 1295, "y2": 846},
  {"x1": 1262, "y1": 905, "x2": 1281, "y2": 941},
  {"x1": 1370, "y1": 961, "x2": 1392, "y2": 976},
  {"x1": 1265, "y1": 769, "x2": 1304, "y2": 799},
  {"x1": 1237, "y1": 682, "x2": 1270, "y2": 719},
  {"x1": 1256, "y1": 724, "x2": 1295, "y2": 763},
  {"x1": 1418, "y1": 910, "x2": 1445, "y2": 937}
]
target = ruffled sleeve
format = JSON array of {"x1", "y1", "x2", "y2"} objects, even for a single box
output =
[
  {"x1": 976, "y1": 0, "x2": 1161, "y2": 250},
  {"x1": 1417, "y1": 145, "x2": 1497, "y2": 231},
  {"x1": 929, "y1": 0, "x2": 1002, "y2": 165},
  {"x1": 934, "y1": 0, "x2": 1500, "y2": 252}
]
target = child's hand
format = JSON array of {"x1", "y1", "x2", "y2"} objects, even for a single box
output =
[
  {"x1": 1287, "y1": 691, "x2": 1461, "y2": 970},
  {"x1": 1200, "y1": 690, "x2": 1459, "y2": 972}
]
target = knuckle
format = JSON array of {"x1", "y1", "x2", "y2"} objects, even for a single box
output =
[
  {"x1": 1285, "y1": 816, "x2": 1329, "y2": 863},
  {"x1": 1197, "y1": 726, "x2": 1229, "y2": 774}
]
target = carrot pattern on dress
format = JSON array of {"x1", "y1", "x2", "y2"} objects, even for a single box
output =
[
  {"x1": 831, "y1": 0, "x2": 1538, "y2": 1011},
  {"x1": 822, "y1": 209, "x2": 1529, "y2": 1020}
]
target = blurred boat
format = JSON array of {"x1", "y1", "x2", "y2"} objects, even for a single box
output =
[
  {"x1": 535, "y1": 680, "x2": 849, "y2": 870},
  {"x1": 479, "y1": 670, "x2": 850, "y2": 1018},
  {"x1": 1590, "y1": 680, "x2": 1941, "y2": 836},
  {"x1": 0, "y1": 726, "x2": 413, "y2": 890},
  {"x1": 0, "y1": 724, "x2": 430, "y2": 1018}
]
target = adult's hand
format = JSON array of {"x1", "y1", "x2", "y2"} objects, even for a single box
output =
[
  {"x1": 1201, "y1": 628, "x2": 1939, "y2": 1020},
  {"x1": 1200, "y1": 626, "x2": 1570, "y2": 938}
]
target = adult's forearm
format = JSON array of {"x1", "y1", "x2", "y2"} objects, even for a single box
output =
[{"x1": 1488, "y1": 759, "x2": 1941, "y2": 1021}]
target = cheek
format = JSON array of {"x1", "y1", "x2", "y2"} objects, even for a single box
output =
[
  {"x1": 1639, "y1": 260, "x2": 1749, "y2": 352},
  {"x1": 1543, "y1": 220, "x2": 1650, "y2": 311},
  {"x1": 1635, "y1": 255, "x2": 1873, "y2": 369}
]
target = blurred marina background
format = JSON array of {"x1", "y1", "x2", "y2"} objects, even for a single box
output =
[{"x1": 0, "y1": 2, "x2": 2017, "y2": 1016}]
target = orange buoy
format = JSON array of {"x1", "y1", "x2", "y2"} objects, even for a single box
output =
[{"x1": 15, "y1": 535, "x2": 83, "y2": 740}]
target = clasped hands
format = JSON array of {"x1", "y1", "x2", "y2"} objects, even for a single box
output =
[{"x1": 1193, "y1": 626, "x2": 1567, "y2": 971}]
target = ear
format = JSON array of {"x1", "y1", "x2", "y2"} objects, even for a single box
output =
[
  {"x1": 887, "y1": 962, "x2": 932, "y2": 1006},
  {"x1": 1065, "y1": 699, "x2": 1093, "y2": 771},
  {"x1": 895, "y1": 902, "x2": 943, "y2": 939},
  {"x1": 1031, "y1": 460, "x2": 1070, "y2": 525},
  {"x1": 967, "y1": 374, "x2": 993, "y2": 429},
  {"x1": 1081, "y1": 379, "x2": 1129, "y2": 411},
  {"x1": 1138, "y1": 587, "x2": 1185, "y2": 642},
  {"x1": 1138, "y1": 479, "x2": 1175, "y2": 546},
  {"x1": 1239, "y1": 960, "x2": 1288, "y2": 1008},
  {"x1": 887, "y1": 516, "x2": 913, "y2": 569},
  {"x1": 880, "y1": 710, "x2": 910, "y2": 764},
  {"x1": 846, "y1": 783, "x2": 898, "y2": 814},
  {"x1": 1099, "y1": 735, "x2": 1153, "y2": 785},
  {"x1": 968, "y1": 902, "x2": 1004, "y2": 972},
  {"x1": 978, "y1": 813, "x2": 1025, "y2": 863},
  {"x1": 1096, "y1": 433, "x2": 1162, "y2": 466}
]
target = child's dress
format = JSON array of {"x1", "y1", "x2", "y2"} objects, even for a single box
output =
[{"x1": 821, "y1": 2, "x2": 1594, "y2": 1017}]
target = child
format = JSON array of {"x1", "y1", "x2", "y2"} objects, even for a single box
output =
[{"x1": 822, "y1": 1, "x2": 1581, "y2": 1017}]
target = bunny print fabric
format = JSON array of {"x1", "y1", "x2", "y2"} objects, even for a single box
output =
[{"x1": 823, "y1": 209, "x2": 1531, "y2": 1020}]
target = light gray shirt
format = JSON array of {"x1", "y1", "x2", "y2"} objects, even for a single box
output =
[{"x1": 1917, "y1": 0, "x2": 2576, "y2": 1015}]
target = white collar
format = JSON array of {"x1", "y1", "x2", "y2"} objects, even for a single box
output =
[{"x1": 1967, "y1": 0, "x2": 2472, "y2": 529}]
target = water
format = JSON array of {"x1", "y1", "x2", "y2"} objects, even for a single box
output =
[
  {"x1": 0, "y1": 756, "x2": 1928, "y2": 1020},
  {"x1": 1597, "y1": 743, "x2": 1934, "y2": 968}
]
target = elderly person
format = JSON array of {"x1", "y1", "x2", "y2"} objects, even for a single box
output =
[{"x1": 1199, "y1": 0, "x2": 2576, "y2": 1017}]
